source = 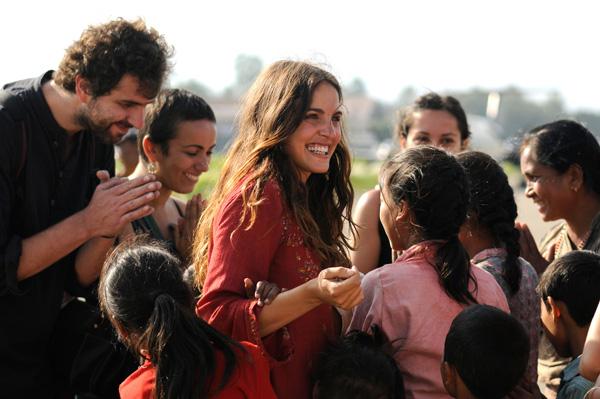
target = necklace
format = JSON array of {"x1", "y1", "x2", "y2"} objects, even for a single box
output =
[{"x1": 555, "y1": 225, "x2": 590, "y2": 254}]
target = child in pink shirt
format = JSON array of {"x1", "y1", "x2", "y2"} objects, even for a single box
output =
[{"x1": 348, "y1": 146, "x2": 509, "y2": 399}]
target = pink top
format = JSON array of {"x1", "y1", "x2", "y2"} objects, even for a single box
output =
[{"x1": 348, "y1": 241, "x2": 510, "y2": 399}]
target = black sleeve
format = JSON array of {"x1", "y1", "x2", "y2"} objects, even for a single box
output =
[
  {"x1": 64, "y1": 138, "x2": 116, "y2": 297},
  {"x1": 0, "y1": 109, "x2": 26, "y2": 296}
]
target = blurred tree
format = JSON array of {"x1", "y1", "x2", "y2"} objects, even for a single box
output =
[
  {"x1": 345, "y1": 78, "x2": 367, "y2": 96},
  {"x1": 369, "y1": 101, "x2": 395, "y2": 142},
  {"x1": 232, "y1": 54, "x2": 263, "y2": 96},
  {"x1": 574, "y1": 111, "x2": 600, "y2": 137},
  {"x1": 397, "y1": 86, "x2": 417, "y2": 107},
  {"x1": 175, "y1": 79, "x2": 213, "y2": 98}
]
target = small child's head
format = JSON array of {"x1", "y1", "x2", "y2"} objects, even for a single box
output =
[
  {"x1": 99, "y1": 238, "x2": 239, "y2": 399},
  {"x1": 537, "y1": 250, "x2": 600, "y2": 357},
  {"x1": 99, "y1": 238, "x2": 193, "y2": 353},
  {"x1": 379, "y1": 145, "x2": 469, "y2": 251},
  {"x1": 379, "y1": 145, "x2": 475, "y2": 305},
  {"x1": 312, "y1": 325, "x2": 404, "y2": 399},
  {"x1": 442, "y1": 305, "x2": 529, "y2": 399}
]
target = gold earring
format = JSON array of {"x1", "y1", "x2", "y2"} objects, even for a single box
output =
[{"x1": 147, "y1": 162, "x2": 158, "y2": 175}]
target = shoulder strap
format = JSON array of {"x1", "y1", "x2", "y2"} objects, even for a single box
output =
[{"x1": 0, "y1": 90, "x2": 28, "y2": 179}]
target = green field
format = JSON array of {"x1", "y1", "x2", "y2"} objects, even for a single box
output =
[{"x1": 177, "y1": 155, "x2": 381, "y2": 200}]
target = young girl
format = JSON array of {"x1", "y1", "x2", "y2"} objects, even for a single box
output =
[
  {"x1": 348, "y1": 146, "x2": 509, "y2": 399},
  {"x1": 99, "y1": 239, "x2": 276, "y2": 399},
  {"x1": 456, "y1": 151, "x2": 540, "y2": 396},
  {"x1": 351, "y1": 93, "x2": 471, "y2": 273},
  {"x1": 121, "y1": 88, "x2": 216, "y2": 263},
  {"x1": 194, "y1": 60, "x2": 363, "y2": 398}
]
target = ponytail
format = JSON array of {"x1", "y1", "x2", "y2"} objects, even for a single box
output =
[
  {"x1": 456, "y1": 151, "x2": 523, "y2": 296},
  {"x1": 143, "y1": 293, "x2": 239, "y2": 399},
  {"x1": 435, "y1": 236, "x2": 477, "y2": 305},
  {"x1": 493, "y1": 223, "x2": 522, "y2": 295},
  {"x1": 99, "y1": 240, "x2": 242, "y2": 399},
  {"x1": 380, "y1": 147, "x2": 476, "y2": 306}
]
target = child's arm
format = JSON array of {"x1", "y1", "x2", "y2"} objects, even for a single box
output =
[
  {"x1": 583, "y1": 374, "x2": 600, "y2": 399},
  {"x1": 581, "y1": 303, "x2": 600, "y2": 381}
]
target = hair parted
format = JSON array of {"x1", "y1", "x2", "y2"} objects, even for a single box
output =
[
  {"x1": 395, "y1": 92, "x2": 471, "y2": 142},
  {"x1": 380, "y1": 146, "x2": 476, "y2": 304},
  {"x1": 444, "y1": 305, "x2": 529, "y2": 399},
  {"x1": 521, "y1": 119, "x2": 600, "y2": 197},
  {"x1": 55, "y1": 18, "x2": 172, "y2": 98},
  {"x1": 193, "y1": 60, "x2": 355, "y2": 286},
  {"x1": 138, "y1": 88, "x2": 216, "y2": 163},
  {"x1": 537, "y1": 250, "x2": 600, "y2": 327},
  {"x1": 313, "y1": 325, "x2": 405, "y2": 399},
  {"x1": 99, "y1": 237, "x2": 241, "y2": 399},
  {"x1": 457, "y1": 151, "x2": 522, "y2": 295}
]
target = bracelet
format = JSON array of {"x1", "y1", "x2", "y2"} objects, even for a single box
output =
[{"x1": 585, "y1": 387, "x2": 600, "y2": 399}]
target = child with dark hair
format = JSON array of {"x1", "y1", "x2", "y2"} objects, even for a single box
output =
[
  {"x1": 537, "y1": 250, "x2": 600, "y2": 399},
  {"x1": 313, "y1": 325, "x2": 405, "y2": 399},
  {"x1": 349, "y1": 146, "x2": 509, "y2": 398},
  {"x1": 456, "y1": 151, "x2": 540, "y2": 395},
  {"x1": 99, "y1": 239, "x2": 276, "y2": 399},
  {"x1": 441, "y1": 305, "x2": 529, "y2": 399}
]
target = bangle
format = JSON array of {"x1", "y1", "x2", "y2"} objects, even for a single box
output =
[{"x1": 585, "y1": 387, "x2": 600, "y2": 399}]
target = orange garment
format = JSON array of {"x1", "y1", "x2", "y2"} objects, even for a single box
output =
[{"x1": 119, "y1": 341, "x2": 276, "y2": 399}]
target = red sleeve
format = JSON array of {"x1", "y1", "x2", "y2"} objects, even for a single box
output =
[
  {"x1": 119, "y1": 362, "x2": 155, "y2": 399},
  {"x1": 236, "y1": 342, "x2": 277, "y2": 399},
  {"x1": 197, "y1": 181, "x2": 292, "y2": 362}
]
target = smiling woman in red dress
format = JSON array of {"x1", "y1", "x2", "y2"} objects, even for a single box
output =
[{"x1": 193, "y1": 60, "x2": 364, "y2": 399}]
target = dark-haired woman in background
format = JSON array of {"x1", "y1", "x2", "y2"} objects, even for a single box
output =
[
  {"x1": 457, "y1": 151, "x2": 540, "y2": 397},
  {"x1": 99, "y1": 239, "x2": 276, "y2": 399},
  {"x1": 518, "y1": 120, "x2": 600, "y2": 398},
  {"x1": 120, "y1": 88, "x2": 216, "y2": 264},
  {"x1": 351, "y1": 93, "x2": 471, "y2": 273}
]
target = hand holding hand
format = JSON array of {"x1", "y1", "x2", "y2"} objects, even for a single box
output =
[
  {"x1": 244, "y1": 278, "x2": 283, "y2": 306},
  {"x1": 314, "y1": 266, "x2": 364, "y2": 310}
]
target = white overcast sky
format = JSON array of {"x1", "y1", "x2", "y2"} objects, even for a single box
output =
[{"x1": 2, "y1": 0, "x2": 599, "y2": 111}]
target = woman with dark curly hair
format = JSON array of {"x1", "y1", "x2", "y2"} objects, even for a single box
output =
[{"x1": 194, "y1": 60, "x2": 363, "y2": 398}]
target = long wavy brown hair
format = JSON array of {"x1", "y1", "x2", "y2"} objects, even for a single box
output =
[{"x1": 194, "y1": 60, "x2": 356, "y2": 287}]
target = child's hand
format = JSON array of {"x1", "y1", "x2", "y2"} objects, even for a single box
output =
[{"x1": 244, "y1": 278, "x2": 283, "y2": 306}]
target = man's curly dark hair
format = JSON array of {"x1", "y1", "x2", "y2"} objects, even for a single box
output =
[{"x1": 54, "y1": 18, "x2": 172, "y2": 98}]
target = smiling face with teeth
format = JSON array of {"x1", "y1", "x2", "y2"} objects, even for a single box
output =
[
  {"x1": 520, "y1": 145, "x2": 572, "y2": 222},
  {"x1": 147, "y1": 119, "x2": 217, "y2": 194},
  {"x1": 284, "y1": 82, "x2": 342, "y2": 183}
]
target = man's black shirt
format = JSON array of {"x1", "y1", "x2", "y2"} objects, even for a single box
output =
[{"x1": 0, "y1": 71, "x2": 114, "y2": 397}]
